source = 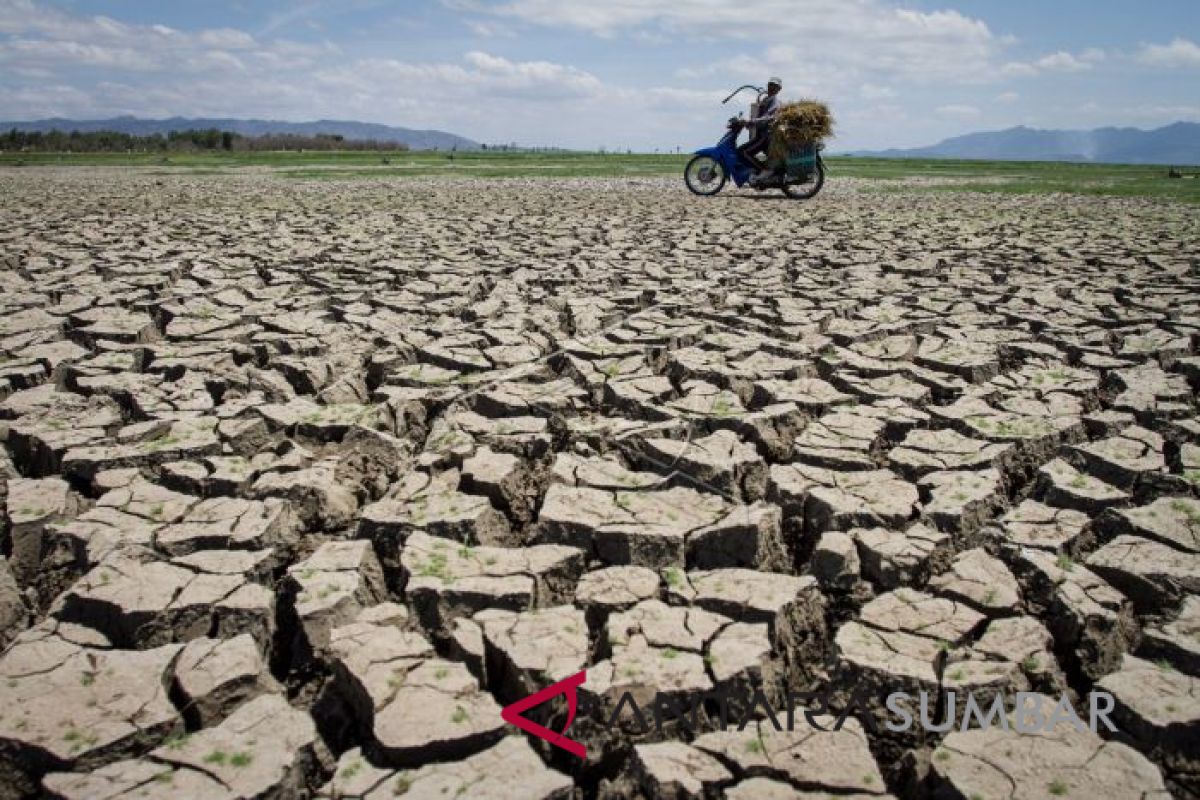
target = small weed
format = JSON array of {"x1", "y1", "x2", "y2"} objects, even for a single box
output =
[
  {"x1": 745, "y1": 738, "x2": 763, "y2": 754},
  {"x1": 1055, "y1": 553, "x2": 1075, "y2": 572},
  {"x1": 203, "y1": 750, "x2": 227, "y2": 766},
  {"x1": 661, "y1": 647, "x2": 678, "y2": 660},
  {"x1": 451, "y1": 705, "x2": 469, "y2": 724},
  {"x1": 229, "y1": 752, "x2": 253, "y2": 768},
  {"x1": 1048, "y1": 779, "x2": 1069, "y2": 795}
]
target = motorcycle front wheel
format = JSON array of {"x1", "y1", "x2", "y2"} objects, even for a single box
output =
[
  {"x1": 782, "y1": 162, "x2": 825, "y2": 200},
  {"x1": 684, "y1": 156, "x2": 727, "y2": 196}
]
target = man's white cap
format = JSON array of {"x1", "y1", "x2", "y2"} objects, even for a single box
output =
[{"x1": 767, "y1": 76, "x2": 783, "y2": 87}]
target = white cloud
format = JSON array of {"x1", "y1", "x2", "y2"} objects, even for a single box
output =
[
  {"x1": 470, "y1": 0, "x2": 1003, "y2": 83},
  {"x1": 1033, "y1": 51, "x2": 1093, "y2": 72},
  {"x1": 1002, "y1": 48, "x2": 1099, "y2": 77},
  {"x1": 1136, "y1": 38, "x2": 1200, "y2": 68},
  {"x1": 996, "y1": 91, "x2": 1019, "y2": 103}
]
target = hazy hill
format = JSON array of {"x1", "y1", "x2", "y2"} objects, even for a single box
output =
[
  {"x1": 0, "y1": 116, "x2": 479, "y2": 151},
  {"x1": 853, "y1": 122, "x2": 1200, "y2": 165}
]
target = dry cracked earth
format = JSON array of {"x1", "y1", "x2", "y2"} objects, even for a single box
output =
[{"x1": 0, "y1": 169, "x2": 1198, "y2": 800}]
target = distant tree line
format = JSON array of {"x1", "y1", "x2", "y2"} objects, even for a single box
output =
[{"x1": 1, "y1": 128, "x2": 410, "y2": 153}]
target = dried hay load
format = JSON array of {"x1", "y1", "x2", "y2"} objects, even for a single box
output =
[
  {"x1": 768, "y1": 100, "x2": 833, "y2": 167},
  {"x1": 772, "y1": 100, "x2": 834, "y2": 147}
]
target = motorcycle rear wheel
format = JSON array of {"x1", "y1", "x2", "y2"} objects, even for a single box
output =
[
  {"x1": 782, "y1": 162, "x2": 825, "y2": 199},
  {"x1": 684, "y1": 156, "x2": 727, "y2": 196}
]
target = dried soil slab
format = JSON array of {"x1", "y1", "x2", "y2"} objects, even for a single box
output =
[
  {"x1": 666, "y1": 568, "x2": 825, "y2": 662},
  {"x1": 858, "y1": 587, "x2": 984, "y2": 644},
  {"x1": 550, "y1": 451, "x2": 664, "y2": 491},
  {"x1": 1110, "y1": 363, "x2": 1194, "y2": 419},
  {"x1": 42, "y1": 758, "x2": 232, "y2": 800},
  {"x1": 930, "y1": 696, "x2": 1170, "y2": 800},
  {"x1": 838, "y1": 371, "x2": 932, "y2": 405},
  {"x1": 175, "y1": 633, "x2": 280, "y2": 727},
  {"x1": 1087, "y1": 534, "x2": 1200, "y2": 611},
  {"x1": 475, "y1": 604, "x2": 589, "y2": 698},
  {"x1": 589, "y1": 599, "x2": 769, "y2": 708},
  {"x1": 52, "y1": 548, "x2": 275, "y2": 649},
  {"x1": 1014, "y1": 548, "x2": 1135, "y2": 679},
  {"x1": 403, "y1": 531, "x2": 583, "y2": 632},
  {"x1": 914, "y1": 336, "x2": 1000, "y2": 383},
  {"x1": 576, "y1": 565, "x2": 661, "y2": 617},
  {"x1": 5, "y1": 476, "x2": 84, "y2": 587},
  {"x1": 983, "y1": 359, "x2": 1101, "y2": 398},
  {"x1": 724, "y1": 777, "x2": 893, "y2": 799},
  {"x1": 1034, "y1": 456, "x2": 1130, "y2": 513},
  {"x1": 449, "y1": 410, "x2": 552, "y2": 459},
  {"x1": 460, "y1": 445, "x2": 541, "y2": 525},
  {"x1": 535, "y1": 484, "x2": 726, "y2": 569},
  {"x1": 928, "y1": 548, "x2": 1021, "y2": 615},
  {"x1": 852, "y1": 524, "x2": 952, "y2": 589},
  {"x1": 767, "y1": 463, "x2": 919, "y2": 536},
  {"x1": 812, "y1": 530, "x2": 861, "y2": 591},
  {"x1": 692, "y1": 717, "x2": 886, "y2": 796},
  {"x1": 638, "y1": 429, "x2": 767, "y2": 501},
  {"x1": 1095, "y1": 496, "x2": 1200, "y2": 553},
  {"x1": 251, "y1": 457, "x2": 359, "y2": 530},
  {"x1": 750, "y1": 377, "x2": 852, "y2": 413},
  {"x1": 286, "y1": 540, "x2": 387, "y2": 655},
  {"x1": 3, "y1": 389, "x2": 121, "y2": 476},
  {"x1": 329, "y1": 617, "x2": 504, "y2": 766},
  {"x1": 318, "y1": 737, "x2": 572, "y2": 800},
  {"x1": 988, "y1": 499, "x2": 1091, "y2": 553},
  {"x1": 1099, "y1": 655, "x2": 1199, "y2": 789},
  {"x1": 149, "y1": 693, "x2": 321, "y2": 799},
  {"x1": 630, "y1": 740, "x2": 732, "y2": 799},
  {"x1": 0, "y1": 621, "x2": 181, "y2": 787},
  {"x1": 1066, "y1": 424, "x2": 1166, "y2": 491},
  {"x1": 155, "y1": 496, "x2": 297, "y2": 557},
  {"x1": 918, "y1": 468, "x2": 1006, "y2": 539},
  {"x1": 1140, "y1": 595, "x2": 1200, "y2": 675},
  {"x1": 0, "y1": 558, "x2": 25, "y2": 646},
  {"x1": 360, "y1": 471, "x2": 514, "y2": 574},
  {"x1": 62, "y1": 417, "x2": 222, "y2": 481},
  {"x1": 792, "y1": 411, "x2": 887, "y2": 471},
  {"x1": 888, "y1": 428, "x2": 1013, "y2": 479},
  {"x1": 471, "y1": 377, "x2": 588, "y2": 418}
]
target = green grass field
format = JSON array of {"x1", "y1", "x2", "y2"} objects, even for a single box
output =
[{"x1": 1, "y1": 149, "x2": 1196, "y2": 203}]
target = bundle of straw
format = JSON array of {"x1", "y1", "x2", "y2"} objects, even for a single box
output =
[{"x1": 771, "y1": 100, "x2": 834, "y2": 147}]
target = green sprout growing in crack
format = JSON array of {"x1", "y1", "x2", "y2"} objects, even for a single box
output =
[{"x1": 451, "y1": 705, "x2": 470, "y2": 724}]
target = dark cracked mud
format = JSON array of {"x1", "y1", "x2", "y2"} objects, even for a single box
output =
[{"x1": 0, "y1": 170, "x2": 1197, "y2": 799}]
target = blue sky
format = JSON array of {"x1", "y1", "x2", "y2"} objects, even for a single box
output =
[{"x1": 2, "y1": 0, "x2": 1198, "y2": 150}]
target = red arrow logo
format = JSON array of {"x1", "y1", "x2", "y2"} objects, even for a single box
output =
[{"x1": 500, "y1": 670, "x2": 587, "y2": 760}]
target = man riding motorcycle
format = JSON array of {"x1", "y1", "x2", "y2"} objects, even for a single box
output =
[{"x1": 736, "y1": 77, "x2": 782, "y2": 182}]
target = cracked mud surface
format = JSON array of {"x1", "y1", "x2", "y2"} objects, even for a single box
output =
[{"x1": 0, "y1": 170, "x2": 1197, "y2": 798}]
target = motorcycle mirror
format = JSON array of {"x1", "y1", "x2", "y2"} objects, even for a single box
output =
[{"x1": 721, "y1": 84, "x2": 764, "y2": 104}]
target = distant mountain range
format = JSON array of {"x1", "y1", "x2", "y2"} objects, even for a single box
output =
[
  {"x1": 852, "y1": 122, "x2": 1200, "y2": 165},
  {"x1": 0, "y1": 116, "x2": 479, "y2": 151}
]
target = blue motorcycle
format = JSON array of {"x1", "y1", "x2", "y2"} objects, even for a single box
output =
[{"x1": 684, "y1": 85, "x2": 825, "y2": 200}]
